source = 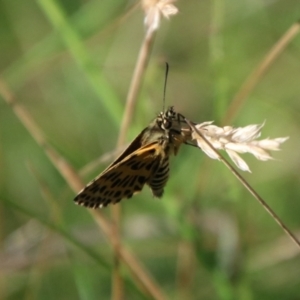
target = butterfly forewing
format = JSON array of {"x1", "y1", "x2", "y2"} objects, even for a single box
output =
[{"x1": 74, "y1": 141, "x2": 167, "y2": 208}]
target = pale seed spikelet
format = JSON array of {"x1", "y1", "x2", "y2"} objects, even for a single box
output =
[
  {"x1": 191, "y1": 122, "x2": 289, "y2": 172},
  {"x1": 142, "y1": 0, "x2": 178, "y2": 33}
]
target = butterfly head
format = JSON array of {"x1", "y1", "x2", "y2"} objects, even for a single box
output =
[{"x1": 156, "y1": 106, "x2": 180, "y2": 131}]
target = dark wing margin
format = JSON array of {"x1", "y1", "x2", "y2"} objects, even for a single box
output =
[{"x1": 74, "y1": 143, "x2": 162, "y2": 208}]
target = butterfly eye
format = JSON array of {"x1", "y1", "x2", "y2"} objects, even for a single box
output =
[{"x1": 162, "y1": 118, "x2": 172, "y2": 129}]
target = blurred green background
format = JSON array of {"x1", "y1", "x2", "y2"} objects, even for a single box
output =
[{"x1": 1, "y1": 0, "x2": 300, "y2": 299}]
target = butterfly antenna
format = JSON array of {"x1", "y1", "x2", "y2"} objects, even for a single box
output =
[{"x1": 163, "y1": 62, "x2": 169, "y2": 112}]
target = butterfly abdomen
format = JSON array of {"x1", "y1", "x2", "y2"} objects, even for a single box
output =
[{"x1": 147, "y1": 157, "x2": 169, "y2": 197}]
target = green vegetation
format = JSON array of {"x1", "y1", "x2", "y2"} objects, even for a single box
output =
[{"x1": 1, "y1": 0, "x2": 300, "y2": 299}]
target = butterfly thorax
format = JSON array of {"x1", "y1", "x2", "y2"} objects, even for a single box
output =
[{"x1": 141, "y1": 106, "x2": 188, "y2": 156}]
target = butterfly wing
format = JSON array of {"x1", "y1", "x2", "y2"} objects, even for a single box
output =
[
  {"x1": 74, "y1": 141, "x2": 165, "y2": 208},
  {"x1": 100, "y1": 127, "x2": 148, "y2": 172}
]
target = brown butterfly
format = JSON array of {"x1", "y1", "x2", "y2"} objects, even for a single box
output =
[{"x1": 74, "y1": 106, "x2": 191, "y2": 208}]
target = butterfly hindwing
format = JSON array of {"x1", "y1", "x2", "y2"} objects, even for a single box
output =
[{"x1": 74, "y1": 141, "x2": 165, "y2": 208}]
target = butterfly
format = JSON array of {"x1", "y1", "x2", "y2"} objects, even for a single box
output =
[{"x1": 74, "y1": 106, "x2": 191, "y2": 208}]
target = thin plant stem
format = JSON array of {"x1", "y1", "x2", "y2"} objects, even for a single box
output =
[
  {"x1": 185, "y1": 119, "x2": 300, "y2": 249},
  {"x1": 223, "y1": 20, "x2": 300, "y2": 124},
  {"x1": 111, "y1": 25, "x2": 157, "y2": 300},
  {"x1": 118, "y1": 30, "x2": 156, "y2": 146}
]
